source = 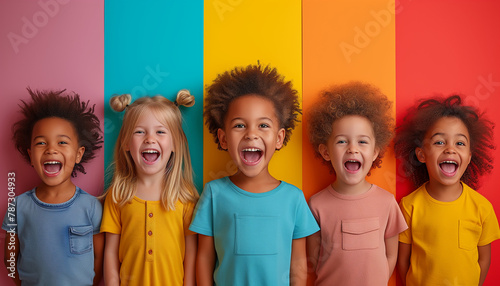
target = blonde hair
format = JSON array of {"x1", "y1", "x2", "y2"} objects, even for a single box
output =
[{"x1": 104, "y1": 90, "x2": 198, "y2": 210}]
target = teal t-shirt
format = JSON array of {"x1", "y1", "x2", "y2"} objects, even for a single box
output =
[{"x1": 189, "y1": 177, "x2": 319, "y2": 286}]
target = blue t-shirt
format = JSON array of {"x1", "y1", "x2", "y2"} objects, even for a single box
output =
[
  {"x1": 189, "y1": 177, "x2": 319, "y2": 286},
  {"x1": 2, "y1": 187, "x2": 102, "y2": 286}
]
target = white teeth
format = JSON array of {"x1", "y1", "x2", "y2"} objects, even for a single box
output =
[
  {"x1": 346, "y1": 160, "x2": 359, "y2": 163},
  {"x1": 44, "y1": 161, "x2": 61, "y2": 165},
  {"x1": 441, "y1": 161, "x2": 457, "y2": 165},
  {"x1": 142, "y1": 150, "x2": 159, "y2": 154},
  {"x1": 243, "y1": 148, "x2": 261, "y2": 152}
]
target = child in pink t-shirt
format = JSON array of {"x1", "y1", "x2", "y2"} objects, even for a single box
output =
[{"x1": 307, "y1": 82, "x2": 407, "y2": 286}]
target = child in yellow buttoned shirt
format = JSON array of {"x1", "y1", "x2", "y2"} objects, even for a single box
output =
[{"x1": 101, "y1": 90, "x2": 199, "y2": 286}]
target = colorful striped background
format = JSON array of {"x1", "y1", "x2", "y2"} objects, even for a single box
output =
[{"x1": 1, "y1": 1, "x2": 500, "y2": 285}]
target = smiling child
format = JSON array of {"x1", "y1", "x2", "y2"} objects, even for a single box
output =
[
  {"x1": 190, "y1": 64, "x2": 319, "y2": 286},
  {"x1": 2, "y1": 88, "x2": 104, "y2": 286}
]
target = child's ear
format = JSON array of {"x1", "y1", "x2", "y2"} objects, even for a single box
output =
[
  {"x1": 75, "y1": 146, "x2": 85, "y2": 164},
  {"x1": 217, "y1": 128, "x2": 228, "y2": 150},
  {"x1": 27, "y1": 149, "x2": 33, "y2": 166},
  {"x1": 318, "y1": 144, "x2": 331, "y2": 161},
  {"x1": 415, "y1": 147, "x2": 426, "y2": 163},
  {"x1": 275, "y1": 128, "x2": 285, "y2": 150},
  {"x1": 372, "y1": 147, "x2": 380, "y2": 162}
]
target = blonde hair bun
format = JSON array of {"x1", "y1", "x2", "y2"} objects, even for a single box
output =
[
  {"x1": 176, "y1": 89, "x2": 195, "y2": 108},
  {"x1": 110, "y1": 94, "x2": 132, "y2": 112}
]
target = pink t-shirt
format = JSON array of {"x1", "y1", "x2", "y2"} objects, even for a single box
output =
[{"x1": 308, "y1": 184, "x2": 407, "y2": 286}]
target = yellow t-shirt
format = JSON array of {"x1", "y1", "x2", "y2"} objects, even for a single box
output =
[
  {"x1": 399, "y1": 183, "x2": 500, "y2": 286},
  {"x1": 101, "y1": 196, "x2": 195, "y2": 286}
]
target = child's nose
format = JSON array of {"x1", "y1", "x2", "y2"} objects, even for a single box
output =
[
  {"x1": 44, "y1": 143, "x2": 58, "y2": 154},
  {"x1": 145, "y1": 135, "x2": 157, "y2": 144},
  {"x1": 347, "y1": 143, "x2": 359, "y2": 153},
  {"x1": 245, "y1": 127, "x2": 258, "y2": 140}
]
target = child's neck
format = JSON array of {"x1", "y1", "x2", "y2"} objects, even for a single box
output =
[
  {"x1": 36, "y1": 181, "x2": 76, "y2": 204},
  {"x1": 230, "y1": 170, "x2": 280, "y2": 193},
  {"x1": 135, "y1": 173, "x2": 164, "y2": 201},
  {"x1": 331, "y1": 180, "x2": 372, "y2": 196},
  {"x1": 426, "y1": 180, "x2": 463, "y2": 202}
]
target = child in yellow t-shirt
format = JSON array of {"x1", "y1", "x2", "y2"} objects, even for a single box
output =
[
  {"x1": 101, "y1": 90, "x2": 199, "y2": 286},
  {"x1": 395, "y1": 95, "x2": 500, "y2": 286}
]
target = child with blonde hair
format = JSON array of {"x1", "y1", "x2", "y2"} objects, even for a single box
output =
[
  {"x1": 307, "y1": 82, "x2": 407, "y2": 285},
  {"x1": 101, "y1": 90, "x2": 199, "y2": 286}
]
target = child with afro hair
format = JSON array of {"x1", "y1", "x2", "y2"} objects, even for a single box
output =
[
  {"x1": 307, "y1": 82, "x2": 407, "y2": 286},
  {"x1": 395, "y1": 95, "x2": 500, "y2": 286},
  {"x1": 3, "y1": 88, "x2": 104, "y2": 286},
  {"x1": 190, "y1": 64, "x2": 319, "y2": 286}
]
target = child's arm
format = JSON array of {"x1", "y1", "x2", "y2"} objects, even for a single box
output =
[
  {"x1": 397, "y1": 242, "x2": 411, "y2": 286},
  {"x1": 306, "y1": 232, "x2": 320, "y2": 275},
  {"x1": 196, "y1": 234, "x2": 216, "y2": 286},
  {"x1": 183, "y1": 234, "x2": 197, "y2": 286},
  {"x1": 385, "y1": 234, "x2": 399, "y2": 277},
  {"x1": 290, "y1": 237, "x2": 307, "y2": 286},
  {"x1": 104, "y1": 233, "x2": 121, "y2": 286},
  {"x1": 478, "y1": 244, "x2": 491, "y2": 286},
  {"x1": 93, "y1": 232, "x2": 105, "y2": 286},
  {"x1": 3, "y1": 232, "x2": 21, "y2": 286}
]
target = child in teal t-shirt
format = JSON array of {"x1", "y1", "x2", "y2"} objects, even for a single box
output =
[{"x1": 190, "y1": 64, "x2": 319, "y2": 286}]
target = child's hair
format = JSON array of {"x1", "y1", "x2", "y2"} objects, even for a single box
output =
[
  {"x1": 105, "y1": 90, "x2": 198, "y2": 210},
  {"x1": 394, "y1": 95, "x2": 495, "y2": 190},
  {"x1": 308, "y1": 81, "x2": 394, "y2": 173},
  {"x1": 204, "y1": 64, "x2": 301, "y2": 150},
  {"x1": 12, "y1": 88, "x2": 103, "y2": 177}
]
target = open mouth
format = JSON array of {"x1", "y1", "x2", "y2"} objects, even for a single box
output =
[
  {"x1": 439, "y1": 160, "x2": 458, "y2": 176},
  {"x1": 344, "y1": 160, "x2": 361, "y2": 173},
  {"x1": 43, "y1": 161, "x2": 62, "y2": 176},
  {"x1": 142, "y1": 149, "x2": 160, "y2": 163},
  {"x1": 241, "y1": 148, "x2": 263, "y2": 165}
]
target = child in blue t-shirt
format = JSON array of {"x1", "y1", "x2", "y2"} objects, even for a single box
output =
[
  {"x1": 2, "y1": 88, "x2": 104, "y2": 286},
  {"x1": 190, "y1": 64, "x2": 319, "y2": 286}
]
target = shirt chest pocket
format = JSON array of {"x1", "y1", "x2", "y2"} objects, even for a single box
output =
[
  {"x1": 459, "y1": 220, "x2": 482, "y2": 251},
  {"x1": 234, "y1": 215, "x2": 278, "y2": 255},
  {"x1": 69, "y1": 225, "x2": 93, "y2": 255},
  {"x1": 341, "y1": 217, "x2": 380, "y2": 250}
]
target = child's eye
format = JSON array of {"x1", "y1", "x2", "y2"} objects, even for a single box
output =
[
  {"x1": 336, "y1": 140, "x2": 347, "y2": 144},
  {"x1": 35, "y1": 141, "x2": 46, "y2": 146},
  {"x1": 259, "y1": 123, "x2": 270, "y2": 128},
  {"x1": 234, "y1": 124, "x2": 245, "y2": 129},
  {"x1": 433, "y1": 141, "x2": 445, "y2": 145},
  {"x1": 457, "y1": 141, "x2": 466, "y2": 146},
  {"x1": 134, "y1": 130, "x2": 145, "y2": 134},
  {"x1": 157, "y1": 130, "x2": 166, "y2": 134},
  {"x1": 59, "y1": 141, "x2": 68, "y2": 145},
  {"x1": 359, "y1": 140, "x2": 369, "y2": 144}
]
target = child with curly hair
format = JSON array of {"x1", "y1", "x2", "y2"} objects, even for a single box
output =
[
  {"x1": 395, "y1": 95, "x2": 500, "y2": 286},
  {"x1": 101, "y1": 90, "x2": 199, "y2": 286},
  {"x1": 190, "y1": 64, "x2": 319, "y2": 286},
  {"x1": 2, "y1": 88, "x2": 104, "y2": 286},
  {"x1": 306, "y1": 82, "x2": 407, "y2": 286}
]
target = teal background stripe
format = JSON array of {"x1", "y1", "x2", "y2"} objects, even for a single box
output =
[{"x1": 104, "y1": 0, "x2": 204, "y2": 191}]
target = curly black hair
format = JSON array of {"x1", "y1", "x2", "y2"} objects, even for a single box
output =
[
  {"x1": 394, "y1": 95, "x2": 495, "y2": 190},
  {"x1": 12, "y1": 88, "x2": 103, "y2": 177},
  {"x1": 204, "y1": 64, "x2": 301, "y2": 149},
  {"x1": 308, "y1": 81, "x2": 394, "y2": 173}
]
